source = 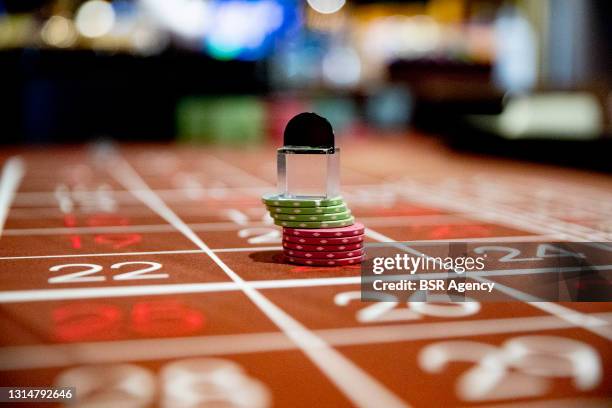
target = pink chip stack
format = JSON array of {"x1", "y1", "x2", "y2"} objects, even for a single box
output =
[{"x1": 282, "y1": 222, "x2": 365, "y2": 266}]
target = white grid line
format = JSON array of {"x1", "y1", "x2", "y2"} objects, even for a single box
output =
[
  {"x1": 0, "y1": 157, "x2": 26, "y2": 238},
  {"x1": 1, "y1": 311, "x2": 610, "y2": 371},
  {"x1": 0, "y1": 215, "x2": 475, "y2": 236},
  {"x1": 102, "y1": 147, "x2": 409, "y2": 408},
  {"x1": 472, "y1": 276, "x2": 612, "y2": 340},
  {"x1": 397, "y1": 182, "x2": 610, "y2": 241},
  {"x1": 0, "y1": 246, "x2": 278, "y2": 260},
  {"x1": 0, "y1": 235, "x2": 561, "y2": 261},
  {"x1": 3, "y1": 148, "x2": 611, "y2": 405},
  {"x1": 1, "y1": 264, "x2": 611, "y2": 303},
  {"x1": 365, "y1": 220, "x2": 612, "y2": 341}
]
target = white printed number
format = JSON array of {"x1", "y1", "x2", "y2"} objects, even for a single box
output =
[
  {"x1": 473, "y1": 244, "x2": 584, "y2": 262},
  {"x1": 48, "y1": 262, "x2": 167, "y2": 284},
  {"x1": 419, "y1": 335, "x2": 601, "y2": 401},
  {"x1": 334, "y1": 291, "x2": 480, "y2": 323},
  {"x1": 55, "y1": 358, "x2": 271, "y2": 408}
]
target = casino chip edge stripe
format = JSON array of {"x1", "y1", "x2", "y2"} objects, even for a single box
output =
[
  {"x1": 273, "y1": 210, "x2": 352, "y2": 222},
  {"x1": 284, "y1": 248, "x2": 366, "y2": 259},
  {"x1": 283, "y1": 234, "x2": 364, "y2": 245},
  {"x1": 285, "y1": 254, "x2": 366, "y2": 266},
  {"x1": 283, "y1": 222, "x2": 365, "y2": 238},
  {"x1": 282, "y1": 241, "x2": 364, "y2": 252},
  {"x1": 267, "y1": 204, "x2": 348, "y2": 214},
  {"x1": 262, "y1": 193, "x2": 344, "y2": 207},
  {"x1": 275, "y1": 216, "x2": 355, "y2": 229}
]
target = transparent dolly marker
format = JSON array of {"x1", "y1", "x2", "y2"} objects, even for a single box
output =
[
  {"x1": 276, "y1": 112, "x2": 340, "y2": 199},
  {"x1": 277, "y1": 146, "x2": 340, "y2": 199}
]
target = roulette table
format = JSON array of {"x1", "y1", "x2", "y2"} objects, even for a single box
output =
[{"x1": 0, "y1": 135, "x2": 610, "y2": 407}]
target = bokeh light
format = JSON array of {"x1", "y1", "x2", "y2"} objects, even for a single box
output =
[
  {"x1": 307, "y1": 0, "x2": 346, "y2": 15},
  {"x1": 75, "y1": 0, "x2": 116, "y2": 39},
  {"x1": 204, "y1": 0, "x2": 296, "y2": 61},
  {"x1": 140, "y1": 0, "x2": 211, "y2": 40},
  {"x1": 322, "y1": 46, "x2": 361, "y2": 88},
  {"x1": 41, "y1": 16, "x2": 78, "y2": 48}
]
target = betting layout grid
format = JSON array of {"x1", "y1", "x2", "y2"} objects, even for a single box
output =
[{"x1": 0, "y1": 145, "x2": 611, "y2": 407}]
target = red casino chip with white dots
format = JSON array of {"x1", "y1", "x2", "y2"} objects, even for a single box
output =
[
  {"x1": 282, "y1": 241, "x2": 363, "y2": 252},
  {"x1": 284, "y1": 254, "x2": 366, "y2": 266},
  {"x1": 283, "y1": 234, "x2": 364, "y2": 245},
  {"x1": 283, "y1": 222, "x2": 365, "y2": 238},
  {"x1": 283, "y1": 248, "x2": 365, "y2": 260}
]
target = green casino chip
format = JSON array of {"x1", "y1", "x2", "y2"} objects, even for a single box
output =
[
  {"x1": 273, "y1": 211, "x2": 352, "y2": 222},
  {"x1": 274, "y1": 216, "x2": 355, "y2": 229},
  {"x1": 262, "y1": 193, "x2": 343, "y2": 208},
  {"x1": 266, "y1": 203, "x2": 347, "y2": 215}
]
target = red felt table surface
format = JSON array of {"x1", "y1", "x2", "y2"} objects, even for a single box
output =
[{"x1": 0, "y1": 137, "x2": 611, "y2": 407}]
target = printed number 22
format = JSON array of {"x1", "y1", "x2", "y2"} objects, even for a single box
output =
[{"x1": 49, "y1": 262, "x2": 167, "y2": 284}]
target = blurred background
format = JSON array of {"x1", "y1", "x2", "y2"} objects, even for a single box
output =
[{"x1": 0, "y1": 0, "x2": 610, "y2": 170}]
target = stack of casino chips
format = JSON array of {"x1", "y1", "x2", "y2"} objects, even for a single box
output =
[{"x1": 262, "y1": 194, "x2": 365, "y2": 266}]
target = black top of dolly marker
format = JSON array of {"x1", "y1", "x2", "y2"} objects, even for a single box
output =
[{"x1": 283, "y1": 112, "x2": 335, "y2": 148}]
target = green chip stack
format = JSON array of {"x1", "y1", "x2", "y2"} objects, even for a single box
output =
[
  {"x1": 261, "y1": 193, "x2": 365, "y2": 266},
  {"x1": 262, "y1": 194, "x2": 353, "y2": 229}
]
